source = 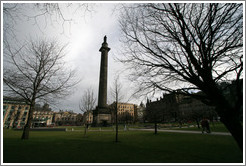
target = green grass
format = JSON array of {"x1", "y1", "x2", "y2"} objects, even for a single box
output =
[
  {"x1": 3, "y1": 129, "x2": 242, "y2": 163},
  {"x1": 53, "y1": 122, "x2": 229, "y2": 132},
  {"x1": 169, "y1": 123, "x2": 229, "y2": 132},
  {"x1": 127, "y1": 122, "x2": 229, "y2": 132}
]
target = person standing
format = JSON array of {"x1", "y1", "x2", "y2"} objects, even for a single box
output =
[{"x1": 201, "y1": 118, "x2": 211, "y2": 133}]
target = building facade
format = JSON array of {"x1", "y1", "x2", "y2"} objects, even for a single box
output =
[
  {"x1": 117, "y1": 103, "x2": 135, "y2": 117},
  {"x1": 32, "y1": 110, "x2": 54, "y2": 127},
  {"x1": 53, "y1": 111, "x2": 81, "y2": 126},
  {"x1": 146, "y1": 92, "x2": 217, "y2": 123},
  {"x1": 3, "y1": 97, "x2": 83, "y2": 128},
  {"x1": 146, "y1": 93, "x2": 179, "y2": 123},
  {"x1": 110, "y1": 102, "x2": 137, "y2": 124},
  {"x1": 3, "y1": 97, "x2": 30, "y2": 128}
]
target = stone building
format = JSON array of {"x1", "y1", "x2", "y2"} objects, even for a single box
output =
[
  {"x1": 3, "y1": 97, "x2": 30, "y2": 128},
  {"x1": 110, "y1": 102, "x2": 137, "y2": 124},
  {"x1": 3, "y1": 97, "x2": 56, "y2": 128},
  {"x1": 53, "y1": 111, "x2": 79, "y2": 126},
  {"x1": 3, "y1": 97, "x2": 84, "y2": 127},
  {"x1": 117, "y1": 103, "x2": 135, "y2": 117},
  {"x1": 145, "y1": 92, "x2": 217, "y2": 123},
  {"x1": 146, "y1": 93, "x2": 179, "y2": 123},
  {"x1": 83, "y1": 110, "x2": 93, "y2": 124},
  {"x1": 32, "y1": 110, "x2": 54, "y2": 127}
]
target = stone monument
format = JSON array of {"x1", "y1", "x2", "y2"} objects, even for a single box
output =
[{"x1": 93, "y1": 36, "x2": 111, "y2": 125}]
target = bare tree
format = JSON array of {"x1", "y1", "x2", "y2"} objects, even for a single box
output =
[
  {"x1": 79, "y1": 88, "x2": 96, "y2": 137},
  {"x1": 145, "y1": 100, "x2": 164, "y2": 135},
  {"x1": 119, "y1": 3, "x2": 243, "y2": 150},
  {"x1": 3, "y1": 38, "x2": 79, "y2": 139},
  {"x1": 3, "y1": 3, "x2": 94, "y2": 38},
  {"x1": 79, "y1": 88, "x2": 96, "y2": 114},
  {"x1": 110, "y1": 75, "x2": 124, "y2": 142}
]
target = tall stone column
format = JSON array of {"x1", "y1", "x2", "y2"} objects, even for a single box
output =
[
  {"x1": 93, "y1": 36, "x2": 111, "y2": 125},
  {"x1": 98, "y1": 36, "x2": 110, "y2": 109}
]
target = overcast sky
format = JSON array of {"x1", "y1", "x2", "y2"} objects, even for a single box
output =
[{"x1": 3, "y1": 3, "x2": 144, "y2": 113}]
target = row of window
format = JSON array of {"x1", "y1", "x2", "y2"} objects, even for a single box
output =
[
  {"x1": 5, "y1": 117, "x2": 26, "y2": 122},
  {"x1": 56, "y1": 118, "x2": 76, "y2": 121},
  {"x1": 34, "y1": 116, "x2": 50, "y2": 120},
  {"x1": 118, "y1": 112, "x2": 134, "y2": 116},
  {"x1": 3, "y1": 105, "x2": 29, "y2": 110},
  {"x1": 3, "y1": 110, "x2": 28, "y2": 122},
  {"x1": 119, "y1": 105, "x2": 134, "y2": 109},
  {"x1": 33, "y1": 112, "x2": 53, "y2": 115}
]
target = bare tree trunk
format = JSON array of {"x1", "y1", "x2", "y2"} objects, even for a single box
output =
[
  {"x1": 21, "y1": 101, "x2": 35, "y2": 140},
  {"x1": 206, "y1": 85, "x2": 243, "y2": 152},
  {"x1": 83, "y1": 123, "x2": 87, "y2": 137},
  {"x1": 219, "y1": 110, "x2": 243, "y2": 151},
  {"x1": 154, "y1": 122, "x2": 157, "y2": 135},
  {"x1": 115, "y1": 102, "x2": 118, "y2": 142},
  {"x1": 196, "y1": 119, "x2": 200, "y2": 129}
]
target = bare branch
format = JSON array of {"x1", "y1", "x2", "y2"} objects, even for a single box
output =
[
  {"x1": 79, "y1": 88, "x2": 96, "y2": 113},
  {"x1": 119, "y1": 3, "x2": 243, "y2": 150}
]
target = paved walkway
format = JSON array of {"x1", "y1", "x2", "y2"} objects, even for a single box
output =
[
  {"x1": 129, "y1": 128, "x2": 231, "y2": 136},
  {"x1": 65, "y1": 128, "x2": 231, "y2": 136}
]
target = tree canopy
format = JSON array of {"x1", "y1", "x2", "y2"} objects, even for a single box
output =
[
  {"x1": 120, "y1": 3, "x2": 243, "y2": 97},
  {"x1": 119, "y1": 3, "x2": 243, "y2": 151}
]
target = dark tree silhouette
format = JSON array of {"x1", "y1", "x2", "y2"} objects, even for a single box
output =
[
  {"x1": 3, "y1": 39, "x2": 78, "y2": 139},
  {"x1": 110, "y1": 75, "x2": 124, "y2": 142},
  {"x1": 145, "y1": 100, "x2": 164, "y2": 135},
  {"x1": 79, "y1": 88, "x2": 96, "y2": 137},
  {"x1": 119, "y1": 3, "x2": 243, "y2": 150},
  {"x1": 79, "y1": 88, "x2": 96, "y2": 113},
  {"x1": 118, "y1": 112, "x2": 134, "y2": 124}
]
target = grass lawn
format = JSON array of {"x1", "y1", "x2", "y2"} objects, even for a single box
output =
[
  {"x1": 132, "y1": 122, "x2": 229, "y2": 132},
  {"x1": 3, "y1": 129, "x2": 242, "y2": 163},
  {"x1": 54, "y1": 122, "x2": 229, "y2": 132},
  {"x1": 169, "y1": 122, "x2": 229, "y2": 132}
]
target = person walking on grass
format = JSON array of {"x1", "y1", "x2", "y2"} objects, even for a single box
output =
[{"x1": 201, "y1": 118, "x2": 211, "y2": 133}]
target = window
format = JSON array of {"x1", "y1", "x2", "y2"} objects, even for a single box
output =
[
  {"x1": 3, "y1": 105, "x2": 7, "y2": 110},
  {"x1": 11, "y1": 106, "x2": 15, "y2": 109},
  {"x1": 25, "y1": 107, "x2": 29, "y2": 110}
]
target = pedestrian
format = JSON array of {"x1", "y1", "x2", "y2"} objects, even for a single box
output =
[
  {"x1": 206, "y1": 119, "x2": 211, "y2": 133},
  {"x1": 201, "y1": 118, "x2": 211, "y2": 133}
]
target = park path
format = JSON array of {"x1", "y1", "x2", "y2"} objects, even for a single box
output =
[
  {"x1": 65, "y1": 128, "x2": 231, "y2": 136},
  {"x1": 128, "y1": 128, "x2": 231, "y2": 136}
]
